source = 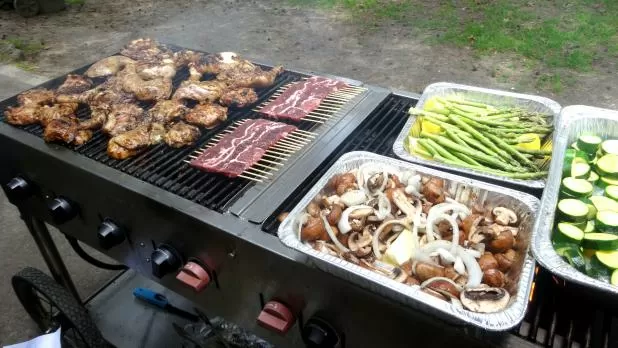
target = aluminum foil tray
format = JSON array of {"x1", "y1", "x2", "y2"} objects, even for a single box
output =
[
  {"x1": 392, "y1": 82, "x2": 561, "y2": 191},
  {"x1": 532, "y1": 105, "x2": 618, "y2": 295},
  {"x1": 278, "y1": 151, "x2": 540, "y2": 330}
]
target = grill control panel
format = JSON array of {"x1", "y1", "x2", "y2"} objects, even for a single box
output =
[
  {"x1": 47, "y1": 196, "x2": 78, "y2": 224},
  {"x1": 5, "y1": 176, "x2": 33, "y2": 203},
  {"x1": 97, "y1": 219, "x2": 126, "y2": 250},
  {"x1": 151, "y1": 244, "x2": 182, "y2": 279}
]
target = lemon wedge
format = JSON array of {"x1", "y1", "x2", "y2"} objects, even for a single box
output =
[
  {"x1": 421, "y1": 118, "x2": 442, "y2": 134},
  {"x1": 516, "y1": 133, "x2": 541, "y2": 151},
  {"x1": 423, "y1": 97, "x2": 449, "y2": 115}
]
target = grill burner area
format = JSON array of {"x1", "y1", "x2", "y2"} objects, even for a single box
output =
[
  {"x1": 0, "y1": 59, "x2": 315, "y2": 212},
  {"x1": 262, "y1": 94, "x2": 618, "y2": 348}
]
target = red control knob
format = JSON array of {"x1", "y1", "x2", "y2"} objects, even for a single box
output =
[
  {"x1": 257, "y1": 300, "x2": 295, "y2": 334},
  {"x1": 176, "y1": 261, "x2": 211, "y2": 292}
]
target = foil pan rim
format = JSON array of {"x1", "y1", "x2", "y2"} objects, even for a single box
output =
[
  {"x1": 278, "y1": 151, "x2": 540, "y2": 331},
  {"x1": 532, "y1": 105, "x2": 618, "y2": 295},
  {"x1": 392, "y1": 82, "x2": 562, "y2": 190}
]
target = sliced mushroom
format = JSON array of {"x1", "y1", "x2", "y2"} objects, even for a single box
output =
[
  {"x1": 414, "y1": 262, "x2": 445, "y2": 281},
  {"x1": 327, "y1": 205, "x2": 343, "y2": 225},
  {"x1": 393, "y1": 268, "x2": 408, "y2": 283},
  {"x1": 312, "y1": 241, "x2": 339, "y2": 256},
  {"x1": 495, "y1": 249, "x2": 516, "y2": 272},
  {"x1": 422, "y1": 288, "x2": 448, "y2": 301},
  {"x1": 486, "y1": 229, "x2": 515, "y2": 253},
  {"x1": 301, "y1": 216, "x2": 327, "y2": 241},
  {"x1": 478, "y1": 253, "x2": 499, "y2": 271},
  {"x1": 307, "y1": 202, "x2": 320, "y2": 217},
  {"x1": 420, "y1": 277, "x2": 463, "y2": 298},
  {"x1": 340, "y1": 190, "x2": 368, "y2": 207},
  {"x1": 340, "y1": 251, "x2": 360, "y2": 265},
  {"x1": 405, "y1": 276, "x2": 420, "y2": 286},
  {"x1": 348, "y1": 230, "x2": 372, "y2": 257},
  {"x1": 349, "y1": 207, "x2": 374, "y2": 219},
  {"x1": 392, "y1": 188, "x2": 416, "y2": 217},
  {"x1": 367, "y1": 172, "x2": 386, "y2": 193},
  {"x1": 422, "y1": 177, "x2": 446, "y2": 204},
  {"x1": 482, "y1": 268, "x2": 506, "y2": 287},
  {"x1": 460, "y1": 287, "x2": 510, "y2": 313},
  {"x1": 277, "y1": 212, "x2": 289, "y2": 223},
  {"x1": 492, "y1": 207, "x2": 518, "y2": 226},
  {"x1": 336, "y1": 182, "x2": 357, "y2": 196}
]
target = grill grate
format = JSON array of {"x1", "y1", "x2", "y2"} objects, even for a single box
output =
[
  {"x1": 261, "y1": 94, "x2": 618, "y2": 348},
  {"x1": 0, "y1": 56, "x2": 319, "y2": 212}
]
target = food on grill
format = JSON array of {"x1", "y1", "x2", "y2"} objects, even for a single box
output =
[
  {"x1": 553, "y1": 135, "x2": 618, "y2": 286},
  {"x1": 259, "y1": 76, "x2": 348, "y2": 121},
  {"x1": 219, "y1": 87, "x2": 258, "y2": 108},
  {"x1": 43, "y1": 118, "x2": 79, "y2": 143},
  {"x1": 85, "y1": 55, "x2": 136, "y2": 78},
  {"x1": 120, "y1": 38, "x2": 172, "y2": 62},
  {"x1": 183, "y1": 102, "x2": 228, "y2": 129},
  {"x1": 217, "y1": 65, "x2": 283, "y2": 89},
  {"x1": 188, "y1": 52, "x2": 252, "y2": 79},
  {"x1": 147, "y1": 100, "x2": 189, "y2": 124},
  {"x1": 17, "y1": 88, "x2": 55, "y2": 106},
  {"x1": 101, "y1": 103, "x2": 146, "y2": 136},
  {"x1": 190, "y1": 119, "x2": 297, "y2": 177},
  {"x1": 56, "y1": 74, "x2": 93, "y2": 95},
  {"x1": 406, "y1": 96, "x2": 553, "y2": 179},
  {"x1": 297, "y1": 168, "x2": 525, "y2": 313},
  {"x1": 107, "y1": 123, "x2": 166, "y2": 159},
  {"x1": 119, "y1": 64, "x2": 173, "y2": 101},
  {"x1": 173, "y1": 50, "x2": 201, "y2": 69},
  {"x1": 74, "y1": 129, "x2": 94, "y2": 146},
  {"x1": 164, "y1": 122, "x2": 201, "y2": 148},
  {"x1": 4, "y1": 105, "x2": 40, "y2": 125},
  {"x1": 135, "y1": 58, "x2": 177, "y2": 80},
  {"x1": 172, "y1": 80, "x2": 227, "y2": 103},
  {"x1": 38, "y1": 103, "x2": 79, "y2": 127}
]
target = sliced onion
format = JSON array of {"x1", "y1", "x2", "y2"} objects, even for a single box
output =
[
  {"x1": 436, "y1": 248, "x2": 456, "y2": 264},
  {"x1": 416, "y1": 240, "x2": 482, "y2": 287},
  {"x1": 375, "y1": 193, "x2": 392, "y2": 220},
  {"x1": 372, "y1": 219, "x2": 411, "y2": 259},
  {"x1": 340, "y1": 190, "x2": 368, "y2": 207},
  {"x1": 297, "y1": 213, "x2": 311, "y2": 239},
  {"x1": 321, "y1": 215, "x2": 349, "y2": 253},
  {"x1": 453, "y1": 256, "x2": 466, "y2": 275},
  {"x1": 411, "y1": 200, "x2": 422, "y2": 251},
  {"x1": 463, "y1": 248, "x2": 481, "y2": 259},
  {"x1": 426, "y1": 203, "x2": 470, "y2": 242},
  {"x1": 338, "y1": 205, "x2": 373, "y2": 234}
]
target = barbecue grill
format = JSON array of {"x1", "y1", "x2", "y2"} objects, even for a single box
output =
[{"x1": 2, "y1": 47, "x2": 618, "y2": 347}]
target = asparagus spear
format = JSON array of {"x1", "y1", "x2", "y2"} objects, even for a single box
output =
[
  {"x1": 485, "y1": 132, "x2": 538, "y2": 170},
  {"x1": 433, "y1": 154, "x2": 548, "y2": 179}
]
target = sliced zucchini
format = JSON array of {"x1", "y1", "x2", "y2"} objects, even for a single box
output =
[
  {"x1": 563, "y1": 149, "x2": 590, "y2": 177},
  {"x1": 596, "y1": 154, "x2": 618, "y2": 179},
  {"x1": 585, "y1": 220, "x2": 595, "y2": 233},
  {"x1": 581, "y1": 233, "x2": 618, "y2": 250},
  {"x1": 587, "y1": 171, "x2": 600, "y2": 184},
  {"x1": 600, "y1": 176, "x2": 618, "y2": 189},
  {"x1": 606, "y1": 185, "x2": 618, "y2": 201},
  {"x1": 577, "y1": 135, "x2": 603, "y2": 155},
  {"x1": 557, "y1": 245, "x2": 587, "y2": 273},
  {"x1": 589, "y1": 196, "x2": 618, "y2": 213},
  {"x1": 561, "y1": 177, "x2": 593, "y2": 198},
  {"x1": 596, "y1": 250, "x2": 618, "y2": 269},
  {"x1": 612, "y1": 269, "x2": 618, "y2": 286},
  {"x1": 554, "y1": 223, "x2": 585, "y2": 244},
  {"x1": 596, "y1": 210, "x2": 618, "y2": 233},
  {"x1": 571, "y1": 142, "x2": 581, "y2": 151},
  {"x1": 587, "y1": 255, "x2": 611, "y2": 282},
  {"x1": 601, "y1": 140, "x2": 618, "y2": 156},
  {"x1": 557, "y1": 199, "x2": 589, "y2": 223},
  {"x1": 571, "y1": 159, "x2": 591, "y2": 179}
]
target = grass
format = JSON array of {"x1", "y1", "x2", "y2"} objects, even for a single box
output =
[
  {"x1": 65, "y1": 0, "x2": 86, "y2": 5},
  {"x1": 0, "y1": 38, "x2": 43, "y2": 71},
  {"x1": 290, "y1": 0, "x2": 618, "y2": 92}
]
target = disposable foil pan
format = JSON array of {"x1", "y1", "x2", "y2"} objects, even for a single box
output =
[
  {"x1": 278, "y1": 151, "x2": 540, "y2": 330},
  {"x1": 392, "y1": 82, "x2": 562, "y2": 191},
  {"x1": 532, "y1": 105, "x2": 618, "y2": 295}
]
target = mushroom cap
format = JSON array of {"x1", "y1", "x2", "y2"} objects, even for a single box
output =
[
  {"x1": 460, "y1": 287, "x2": 510, "y2": 313},
  {"x1": 492, "y1": 207, "x2": 518, "y2": 226}
]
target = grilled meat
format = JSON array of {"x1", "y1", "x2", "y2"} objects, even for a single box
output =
[
  {"x1": 173, "y1": 50, "x2": 201, "y2": 68},
  {"x1": 119, "y1": 64, "x2": 172, "y2": 101},
  {"x1": 38, "y1": 103, "x2": 79, "y2": 127},
  {"x1": 79, "y1": 107, "x2": 108, "y2": 130},
  {"x1": 147, "y1": 99, "x2": 189, "y2": 124},
  {"x1": 17, "y1": 88, "x2": 55, "y2": 106},
  {"x1": 188, "y1": 52, "x2": 255, "y2": 80},
  {"x1": 4, "y1": 105, "x2": 40, "y2": 125},
  {"x1": 184, "y1": 102, "x2": 228, "y2": 129},
  {"x1": 74, "y1": 130, "x2": 94, "y2": 146},
  {"x1": 135, "y1": 58, "x2": 176, "y2": 80},
  {"x1": 172, "y1": 80, "x2": 227, "y2": 103},
  {"x1": 220, "y1": 87, "x2": 258, "y2": 108},
  {"x1": 107, "y1": 123, "x2": 166, "y2": 159},
  {"x1": 102, "y1": 103, "x2": 145, "y2": 136},
  {"x1": 85, "y1": 56, "x2": 135, "y2": 78},
  {"x1": 120, "y1": 38, "x2": 172, "y2": 62},
  {"x1": 56, "y1": 74, "x2": 93, "y2": 95},
  {"x1": 217, "y1": 65, "x2": 283, "y2": 89},
  {"x1": 164, "y1": 122, "x2": 201, "y2": 148},
  {"x1": 43, "y1": 118, "x2": 78, "y2": 143}
]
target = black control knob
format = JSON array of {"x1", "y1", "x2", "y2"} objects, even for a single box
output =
[
  {"x1": 47, "y1": 197, "x2": 77, "y2": 224},
  {"x1": 97, "y1": 219, "x2": 126, "y2": 250},
  {"x1": 302, "y1": 317, "x2": 342, "y2": 348},
  {"x1": 5, "y1": 177, "x2": 32, "y2": 203},
  {"x1": 151, "y1": 244, "x2": 182, "y2": 278}
]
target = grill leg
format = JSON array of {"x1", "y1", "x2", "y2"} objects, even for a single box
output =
[{"x1": 22, "y1": 214, "x2": 81, "y2": 302}]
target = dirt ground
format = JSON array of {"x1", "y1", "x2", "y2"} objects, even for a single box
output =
[{"x1": 0, "y1": 0, "x2": 616, "y2": 109}]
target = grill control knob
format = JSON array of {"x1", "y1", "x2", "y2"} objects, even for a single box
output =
[
  {"x1": 5, "y1": 176, "x2": 32, "y2": 203},
  {"x1": 151, "y1": 244, "x2": 182, "y2": 278},
  {"x1": 47, "y1": 197, "x2": 77, "y2": 224},
  {"x1": 97, "y1": 219, "x2": 126, "y2": 250},
  {"x1": 302, "y1": 317, "x2": 342, "y2": 348},
  {"x1": 257, "y1": 300, "x2": 296, "y2": 335},
  {"x1": 176, "y1": 261, "x2": 211, "y2": 292}
]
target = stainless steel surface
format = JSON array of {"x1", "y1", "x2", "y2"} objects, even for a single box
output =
[
  {"x1": 532, "y1": 105, "x2": 618, "y2": 295},
  {"x1": 23, "y1": 214, "x2": 81, "y2": 302},
  {"x1": 392, "y1": 82, "x2": 562, "y2": 190},
  {"x1": 279, "y1": 151, "x2": 540, "y2": 331}
]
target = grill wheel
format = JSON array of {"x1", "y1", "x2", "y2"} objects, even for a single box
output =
[{"x1": 12, "y1": 267, "x2": 111, "y2": 348}]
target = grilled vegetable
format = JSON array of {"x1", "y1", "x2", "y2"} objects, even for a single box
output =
[
  {"x1": 561, "y1": 177, "x2": 593, "y2": 198},
  {"x1": 555, "y1": 244, "x2": 586, "y2": 273},
  {"x1": 582, "y1": 233, "x2": 618, "y2": 250},
  {"x1": 577, "y1": 135, "x2": 602, "y2": 155},
  {"x1": 556, "y1": 199, "x2": 589, "y2": 223},
  {"x1": 596, "y1": 211, "x2": 618, "y2": 233},
  {"x1": 596, "y1": 154, "x2": 618, "y2": 179},
  {"x1": 554, "y1": 223, "x2": 584, "y2": 244}
]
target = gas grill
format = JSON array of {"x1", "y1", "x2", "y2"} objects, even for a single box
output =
[{"x1": 1, "y1": 48, "x2": 617, "y2": 347}]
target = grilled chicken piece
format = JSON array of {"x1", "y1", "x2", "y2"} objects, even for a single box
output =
[
  {"x1": 79, "y1": 107, "x2": 108, "y2": 130},
  {"x1": 38, "y1": 103, "x2": 79, "y2": 127},
  {"x1": 184, "y1": 102, "x2": 228, "y2": 129},
  {"x1": 102, "y1": 103, "x2": 145, "y2": 136},
  {"x1": 173, "y1": 50, "x2": 201, "y2": 68},
  {"x1": 119, "y1": 64, "x2": 172, "y2": 101},
  {"x1": 135, "y1": 58, "x2": 176, "y2": 80},
  {"x1": 164, "y1": 122, "x2": 201, "y2": 148},
  {"x1": 56, "y1": 74, "x2": 93, "y2": 95},
  {"x1": 147, "y1": 99, "x2": 189, "y2": 124},
  {"x1": 74, "y1": 130, "x2": 94, "y2": 146},
  {"x1": 4, "y1": 105, "x2": 40, "y2": 125},
  {"x1": 85, "y1": 56, "x2": 135, "y2": 78},
  {"x1": 217, "y1": 65, "x2": 283, "y2": 89},
  {"x1": 172, "y1": 80, "x2": 227, "y2": 102},
  {"x1": 188, "y1": 52, "x2": 254, "y2": 80},
  {"x1": 17, "y1": 88, "x2": 55, "y2": 106},
  {"x1": 219, "y1": 87, "x2": 258, "y2": 108},
  {"x1": 107, "y1": 123, "x2": 166, "y2": 159},
  {"x1": 43, "y1": 118, "x2": 78, "y2": 143},
  {"x1": 120, "y1": 38, "x2": 172, "y2": 62}
]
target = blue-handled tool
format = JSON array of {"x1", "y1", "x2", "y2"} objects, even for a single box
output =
[{"x1": 133, "y1": 287, "x2": 198, "y2": 322}]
